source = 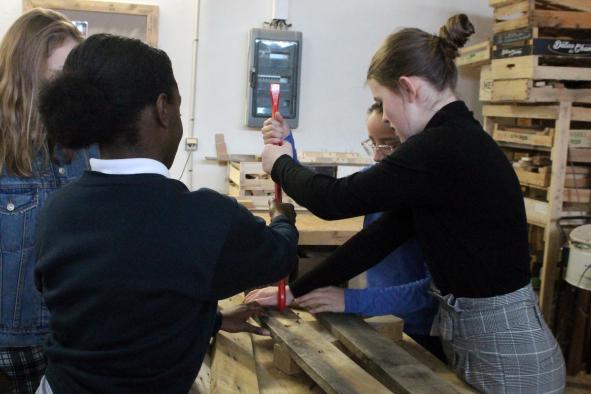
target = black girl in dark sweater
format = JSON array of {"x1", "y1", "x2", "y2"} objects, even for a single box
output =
[{"x1": 34, "y1": 34, "x2": 299, "y2": 394}]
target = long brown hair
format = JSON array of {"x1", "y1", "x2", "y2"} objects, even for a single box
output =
[
  {"x1": 0, "y1": 8, "x2": 82, "y2": 176},
  {"x1": 367, "y1": 14, "x2": 475, "y2": 93}
]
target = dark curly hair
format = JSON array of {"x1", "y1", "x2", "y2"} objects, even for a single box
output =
[{"x1": 39, "y1": 34, "x2": 177, "y2": 149}]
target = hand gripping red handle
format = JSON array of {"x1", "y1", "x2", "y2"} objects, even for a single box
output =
[{"x1": 270, "y1": 83, "x2": 287, "y2": 312}]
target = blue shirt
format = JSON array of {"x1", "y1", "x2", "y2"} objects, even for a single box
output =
[{"x1": 344, "y1": 213, "x2": 438, "y2": 334}]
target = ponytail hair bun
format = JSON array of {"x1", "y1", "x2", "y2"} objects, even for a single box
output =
[
  {"x1": 438, "y1": 14, "x2": 475, "y2": 59},
  {"x1": 39, "y1": 72, "x2": 115, "y2": 149}
]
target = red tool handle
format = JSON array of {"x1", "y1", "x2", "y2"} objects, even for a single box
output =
[{"x1": 270, "y1": 83, "x2": 287, "y2": 312}]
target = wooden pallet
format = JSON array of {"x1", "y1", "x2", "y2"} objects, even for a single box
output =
[
  {"x1": 490, "y1": 0, "x2": 591, "y2": 34},
  {"x1": 207, "y1": 296, "x2": 476, "y2": 394}
]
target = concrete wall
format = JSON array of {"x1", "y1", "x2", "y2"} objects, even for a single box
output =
[{"x1": 1, "y1": 0, "x2": 493, "y2": 191}]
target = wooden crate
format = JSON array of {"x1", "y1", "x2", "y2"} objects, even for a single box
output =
[
  {"x1": 515, "y1": 165, "x2": 551, "y2": 187},
  {"x1": 490, "y1": 0, "x2": 591, "y2": 34},
  {"x1": 493, "y1": 124, "x2": 555, "y2": 147},
  {"x1": 457, "y1": 40, "x2": 492, "y2": 67}
]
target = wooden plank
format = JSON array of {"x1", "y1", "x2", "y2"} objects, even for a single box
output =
[
  {"x1": 211, "y1": 331, "x2": 260, "y2": 393},
  {"x1": 533, "y1": 10, "x2": 591, "y2": 30},
  {"x1": 215, "y1": 134, "x2": 229, "y2": 164},
  {"x1": 316, "y1": 313, "x2": 465, "y2": 394},
  {"x1": 491, "y1": 56, "x2": 591, "y2": 81},
  {"x1": 260, "y1": 309, "x2": 391, "y2": 394},
  {"x1": 541, "y1": 0, "x2": 591, "y2": 12},
  {"x1": 494, "y1": 1, "x2": 529, "y2": 19},
  {"x1": 491, "y1": 79, "x2": 591, "y2": 103},
  {"x1": 493, "y1": 125, "x2": 554, "y2": 147},
  {"x1": 490, "y1": 0, "x2": 524, "y2": 7},
  {"x1": 569, "y1": 148, "x2": 591, "y2": 163},
  {"x1": 540, "y1": 102, "x2": 572, "y2": 321},
  {"x1": 364, "y1": 315, "x2": 404, "y2": 342},
  {"x1": 211, "y1": 297, "x2": 260, "y2": 393},
  {"x1": 252, "y1": 335, "x2": 323, "y2": 394},
  {"x1": 493, "y1": 16, "x2": 530, "y2": 33},
  {"x1": 564, "y1": 187, "x2": 591, "y2": 202},
  {"x1": 515, "y1": 166, "x2": 551, "y2": 187},
  {"x1": 23, "y1": 0, "x2": 159, "y2": 46},
  {"x1": 572, "y1": 106, "x2": 591, "y2": 122},
  {"x1": 483, "y1": 103, "x2": 559, "y2": 119},
  {"x1": 397, "y1": 334, "x2": 476, "y2": 393}
]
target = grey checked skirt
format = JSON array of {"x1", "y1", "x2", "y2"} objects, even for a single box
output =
[{"x1": 431, "y1": 284, "x2": 566, "y2": 393}]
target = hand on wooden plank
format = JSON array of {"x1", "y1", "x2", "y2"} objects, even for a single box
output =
[
  {"x1": 244, "y1": 285, "x2": 295, "y2": 308},
  {"x1": 220, "y1": 303, "x2": 270, "y2": 336},
  {"x1": 262, "y1": 112, "x2": 290, "y2": 145},
  {"x1": 294, "y1": 286, "x2": 345, "y2": 314},
  {"x1": 269, "y1": 200, "x2": 296, "y2": 225},
  {"x1": 261, "y1": 142, "x2": 293, "y2": 173}
]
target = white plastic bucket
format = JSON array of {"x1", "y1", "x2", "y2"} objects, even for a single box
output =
[{"x1": 565, "y1": 224, "x2": 591, "y2": 291}]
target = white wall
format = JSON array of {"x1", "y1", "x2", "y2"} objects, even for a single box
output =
[
  {"x1": 192, "y1": 0, "x2": 493, "y2": 191},
  {"x1": 0, "y1": 0, "x2": 492, "y2": 192}
]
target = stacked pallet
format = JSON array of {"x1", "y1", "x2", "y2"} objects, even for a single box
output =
[{"x1": 478, "y1": 0, "x2": 591, "y2": 321}]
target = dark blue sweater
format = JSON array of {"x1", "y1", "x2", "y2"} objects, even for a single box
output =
[{"x1": 35, "y1": 172, "x2": 298, "y2": 394}]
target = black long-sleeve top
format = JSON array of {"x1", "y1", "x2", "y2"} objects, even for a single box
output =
[
  {"x1": 35, "y1": 172, "x2": 298, "y2": 394},
  {"x1": 273, "y1": 101, "x2": 530, "y2": 299}
]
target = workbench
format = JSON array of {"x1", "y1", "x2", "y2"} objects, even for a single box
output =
[{"x1": 250, "y1": 209, "x2": 364, "y2": 246}]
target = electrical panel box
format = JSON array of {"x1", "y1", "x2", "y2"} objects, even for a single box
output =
[{"x1": 246, "y1": 28, "x2": 302, "y2": 129}]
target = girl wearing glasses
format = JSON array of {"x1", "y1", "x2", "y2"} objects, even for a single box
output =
[{"x1": 247, "y1": 14, "x2": 565, "y2": 393}]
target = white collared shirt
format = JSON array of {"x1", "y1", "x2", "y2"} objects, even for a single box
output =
[{"x1": 89, "y1": 158, "x2": 170, "y2": 178}]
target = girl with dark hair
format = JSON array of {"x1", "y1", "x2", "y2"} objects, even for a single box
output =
[
  {"x1": 247, "y1": 14, "x2": 566, "y2": 393},
  {"x1": 34, "y1": 34, "x2": 298, "y2": 394},
  {"x1": 0, "y1": 9, "x2": 92, "y2": 394}
]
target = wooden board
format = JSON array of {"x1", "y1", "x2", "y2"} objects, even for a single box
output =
[
  {"x1": 479, "y1": 65, "x2": 493, "y2": 102},
  {"x1": 524, "y1": 197, "x2": 549, "y2": 227},
  {"x1": 23, "y1": 0, "x2": 159, "y2": 46},
  {"x1": 260, "y1": 309, "x2": 391, "y2": 394},
  {"x1": 493, "y1": 125, "x2": 554, "y2": 147},
  {"x1": 483, "y1": 103, "x2": 560, "y2": 119},
  {"x1": 515, "y1": 166, "x2": 551, "y2": 187},
  {"x1": 570, "y1": 148, "x2": 591, "y2": 163},
  {"x1": 316, "y1": 313, "x2": 466, "y2": 394},
  {"x1": 491, "y1": 55, "x2": 591, "y2": 81},
  {"x1": 491, "y1": 79, "x2": 591, "y2": 103},
  {"x1": 252, "y1": 210, "x2": 363, "y2": 246}
]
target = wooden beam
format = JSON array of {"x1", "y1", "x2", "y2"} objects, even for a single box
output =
[
  {"x1": 540, "y1": 102, "x2": 572, "y2": 322},
  {"x1": 540, "y1": 0, "x2": 591, "y2": 12},
  {"x1": 533, "y1": 9, "x2": 591, "y2": 29},
  {"x1": 251, "y1": 335, "x2": 323, "y2": 394},
  {"x1": 211, "y1": 297, "x2": 260, "y2": 393},
  {"x1": 316, "y1": 313, "x2": 464, "y2": 394},
  {"x1": 260, "y1": 309, "x2": 391, "y2": 394},
  {"x1": 23, "y1": 0, "x2": 159, "y2": 46},
  {"x1": 364, "y1": 315, "x2": 404, "y2": 342},
  {"x1": 483, "y1": 104, "x2": 560, "y2": 119}
]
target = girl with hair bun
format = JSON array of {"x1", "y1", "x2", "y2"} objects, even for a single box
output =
[
  {"x1": 35, "y1": 33, "x2": 298, "y2": 394},
  {"x1": 0, "y1": 9, "x2": 93, "y2": 394},
  {"x1": 247, "y1": 14, "x2": 566, "y2": 392}
]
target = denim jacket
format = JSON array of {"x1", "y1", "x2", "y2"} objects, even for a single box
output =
[{"x1": 0, "y1": 146, "x2": 98, "y2": 346}]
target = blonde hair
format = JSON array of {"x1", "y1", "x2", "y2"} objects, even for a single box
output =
[{"x1": 0, "y1": 8, "x2": 82, "y2": 176}]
